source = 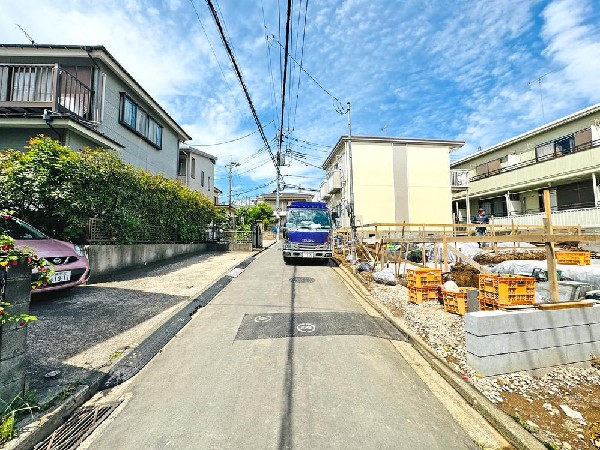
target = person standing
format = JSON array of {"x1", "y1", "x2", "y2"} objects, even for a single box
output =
[{"x1": 472, "y1": 208, "x2": 490, "y2": 248}]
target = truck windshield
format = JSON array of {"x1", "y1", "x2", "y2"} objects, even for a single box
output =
[{"x1": 286, "y1": 209, "x2": 332, "y2": 229}]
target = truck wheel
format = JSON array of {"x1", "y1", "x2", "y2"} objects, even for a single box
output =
[{"x1": 283, "y1": 256, "x2": 292, "y2": 265}]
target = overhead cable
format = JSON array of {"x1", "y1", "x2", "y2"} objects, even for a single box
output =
[{"x1": 204, "y1": 0, "x2": 278, "y2": 170}]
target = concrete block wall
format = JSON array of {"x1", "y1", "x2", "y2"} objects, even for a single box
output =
[
  {"x1": 465, "y1": 305, "x2": 600, "y2": 376},
  {"x1": 86, "y1": 243, "x2": 208, "y2": 281},
  {"x1": 0, "y1": 265, "x2": 32, "y2": 408}
]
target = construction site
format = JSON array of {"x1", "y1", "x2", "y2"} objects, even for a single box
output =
[{"x1": 330, "y1": 188, "x2": 600, "y2": 449}]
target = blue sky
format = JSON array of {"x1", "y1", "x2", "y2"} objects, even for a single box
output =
[{"x1": 2, "y1": 0, "x2": 600, "y2": 201}]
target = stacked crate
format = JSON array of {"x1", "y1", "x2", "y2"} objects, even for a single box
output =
[
  {"x1": 407, "y1": 268, "x2": 442, "y2": 304},
  {"x1": 555, "y1": 250, "x2": 591, "y2": 266},
  {"x1": 443, "y1": 287, "x2": 478, "y2": 316},
  {"x1": 478, "y1": 274, "x2": 536, "y2": 311}
]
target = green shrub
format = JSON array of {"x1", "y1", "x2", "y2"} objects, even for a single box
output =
[{"x1": 0, "y1": 136, "x2": 216, "y2": 243}]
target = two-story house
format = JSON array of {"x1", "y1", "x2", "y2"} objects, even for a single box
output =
[
  {"x1": 321, "y1": 136, "x2": 464, "y2": 227},
  {"x1": 451, "y1": 103, "x2": 600, "y2": 226},
  {"x1": 0, "y1": 44, "x2": 191, "y2": 177},
  {"x1": 178, "y1": 144, "x2": 217, "y2": 198},
  {"x1": 256, "y1": 191, "x2": 314, "y2": 217}
]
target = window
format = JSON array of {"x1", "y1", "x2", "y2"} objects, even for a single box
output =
[
  {"x1": 208, "y1": 176, "x2": 211, "y2": 191},
  {"x1": 119, "y1": 93, "x2": 163, "y2": 149},
  {"x1": 201, "y1": 171, "x2": 205, "y2": 187},
  {"x1": 178, "y1": 156, "x2": 186, "y2": 176},
  {"x1": 191, "y1": 157, "x2": 196, "y2": 179}
]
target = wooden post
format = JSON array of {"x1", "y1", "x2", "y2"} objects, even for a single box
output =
[
  {"x1": 491, "y1": 217, "x2": 497, "y2": 254},
  {"x1": 544, "y1": 189, "x2": 560, "y2": 303},
  {"x1": 443, "y1": 236, "x2": 448, "y2": 272}
]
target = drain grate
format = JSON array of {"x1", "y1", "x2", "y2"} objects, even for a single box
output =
[
  {"x1": 289, "y1": 276, "x2": 315, "y2": 283},
  {"x1": 34, "y1": 402, "x2": 121, "y2": 450},
  {"x1": 236, "y1": 257, "x2": 255, "y2": 270}
]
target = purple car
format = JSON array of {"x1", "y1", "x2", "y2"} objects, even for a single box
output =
[{"x1": 1, "y1": 216, "x2": 90, "y2": 293}]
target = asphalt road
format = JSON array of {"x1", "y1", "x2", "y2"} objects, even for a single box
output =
[{"x1": 83, "y1": 246, "x2": 482, "y2": 449}]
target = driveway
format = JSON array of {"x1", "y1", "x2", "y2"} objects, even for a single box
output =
[{"x1": 27, "y1": 250, "x2": 252, "y2": 404}]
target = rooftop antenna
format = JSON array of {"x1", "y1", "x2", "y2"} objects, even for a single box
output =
[
  {"x1": 528, "y1": 72, "x2": 552, "y2": 123},
  {"x1": 15, "y1": 24, "x2": 35, "y2": 45}
]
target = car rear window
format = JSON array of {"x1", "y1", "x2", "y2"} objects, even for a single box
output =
[{"x1": 1, "y1": 217, "x2": 47, "y2": 240}]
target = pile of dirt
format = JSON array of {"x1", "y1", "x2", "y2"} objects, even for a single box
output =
[
  {"x1": 450, "y1": 263, "x2": 479, "y2": 287},
  {"x1": 473, "y1": 250, "x2": 547, "y2": 264}
]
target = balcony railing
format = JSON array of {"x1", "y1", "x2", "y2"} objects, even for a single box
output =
[
  {"x1": 469, "y1": 138, "x2": 600, "y2": 183},
  {"x1": 0, "y1": 63, "x2": 93, "y2": 120},
  {"x1": 450, "y1": 169, "x2": 469, "y2": 188}
]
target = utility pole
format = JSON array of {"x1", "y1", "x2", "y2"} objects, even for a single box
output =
[
  {"x1": 227, "y1": 160, "x2": 240, "y2": 230},
  {"x1": 347, "y1": 102, "x2": 357, "y2": 261}
]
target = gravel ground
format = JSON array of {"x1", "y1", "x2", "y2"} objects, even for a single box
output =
[
  {"x1": 369, "y1": 282, "x2": 600, "y2": 450},
  {"x1": 27, "y1": 250, "x2": 251, "y2": 405}
]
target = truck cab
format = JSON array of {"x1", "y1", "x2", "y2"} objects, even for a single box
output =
[{"x1": 282, "y1": 201, "x2": 333, "y2": 263}]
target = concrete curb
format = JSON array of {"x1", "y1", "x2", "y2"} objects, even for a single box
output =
[
  {"x1": 6, "y1": 250, "x2": 263, "y2": 449},
  {"x1": 4, "y1": 372, "x2": 105, "y2": 450},
  {"x1": 334, "y1": 263, "x2": 546, "y2": 450}
]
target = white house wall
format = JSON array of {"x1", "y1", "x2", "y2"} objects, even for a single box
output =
[{"x1": 96, "y1": 61, "x2": 180, "y2": 178}]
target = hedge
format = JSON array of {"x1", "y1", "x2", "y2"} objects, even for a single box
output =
[{"x1": 0, "y1": 135, "x2": 216, "y2": 244}]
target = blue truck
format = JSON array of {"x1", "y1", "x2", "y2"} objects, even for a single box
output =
[{"x1": 282, "y1": 201, "x2": 334, "y2": 263}]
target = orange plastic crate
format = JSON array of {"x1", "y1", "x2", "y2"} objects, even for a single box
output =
[
  {"x1": 409, "y1": 286, "x2": 438, "y2": 304},
  {"x1": 406, "y1": 268, "x2": 442, "y2": 288},
  {"x1": 443, "y1": 288, "x2": 477, "y2": 316},
  {"x1": 478, "y1": 274, "x2": 536, "y2": 310},
  {"x1": 556, "y1": 251, "x2": 591, "y2": 266}
]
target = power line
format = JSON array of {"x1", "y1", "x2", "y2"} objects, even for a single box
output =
[
  {"x1": 188, "y1": 0, "x2": 242, "y2": 116},
  {"x1": 291, "y1": 0, "x2": 309, "y2": 132},
  {"x1": 260, "y1": 0, "x2": 279, "y2": 132},
  {"x1": 267, "y1": 31, "x2": 344, "y2": 114},
  {"x1": 278, "y1": 0, "x2": 293, "y2": 156},
  {"x1": 189, "y1": 121, "x2": 273, "y2": 146},
  {"x1": 204, "y1": 0, "x2": 278, "y2": 172}
]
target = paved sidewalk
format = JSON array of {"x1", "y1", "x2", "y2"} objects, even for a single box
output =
[{"x1": 27, "y1": 250, "x2": 251, "y2": 406}]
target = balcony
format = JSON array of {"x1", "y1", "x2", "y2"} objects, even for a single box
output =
[
  {"x1": 327, "y1": 170, "x2": 341, "y2": 194},
  {"x1": 450, "y1": 169, "x2": 469, "y2": 189},
  {"x1": 469, "y1": 127, "x2": 600, "y2": 183},
  {"x1": 0, "y1": 64, "x2": 93, "y2": 120}
]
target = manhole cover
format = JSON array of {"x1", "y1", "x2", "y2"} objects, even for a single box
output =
[
  {"x1": 34, "y1": 402, "x2": 121, "y2": 450},
  {"x1": 289, "y1": 276, "x2": 315, "y2": 283}
]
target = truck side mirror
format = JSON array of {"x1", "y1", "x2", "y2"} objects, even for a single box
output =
[{"x1": 331, "y1": 212, "x2": 339, "y2": 220}]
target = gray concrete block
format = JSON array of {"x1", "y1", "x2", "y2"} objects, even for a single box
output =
[
  {"x1": 465, "y1": 305, "x2": 600, "y2": 336},
  {"x1": 466, "y1": 323, "x2": 600, "y2": 356},
  {"x1": 0, "y1": 376, "x2": 26, "y2": 408},
  {"x1": 0, "y1": 326, "x2": 28, "y2": 361},
  {"x1": 467, "y1": 341, "x2": 600, "y2": 376},
  {"x1": 0, "y1": 353, "x2": 26, "y2": 382}
]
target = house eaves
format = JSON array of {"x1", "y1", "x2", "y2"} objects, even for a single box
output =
[
  {"x1": 323, "y1": 135, "x2": 465, "y2": 169},
  {"x1": 0, "y1": 44, "x2": 192, "y2": 141},
  {"x1": 0, "y1": 117, "x2": 125, "y2": 149},
  {"x1": 450, "y1": 102, "x2": 600, "y2": 168},
  {"x1": 179, "y1": 145, "x2": 218, "y2": 164}
]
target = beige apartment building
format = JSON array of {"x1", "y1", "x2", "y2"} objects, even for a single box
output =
[
  {"x1": 451, "y1": 103, "x2": 600, "y2": 226},
  {"x1": 321, "y1": 136, "x2": 465, "y2": 228}
]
